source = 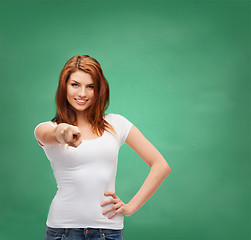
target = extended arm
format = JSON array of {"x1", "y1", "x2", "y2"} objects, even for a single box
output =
[
  {"x1": 34, "y1": 123, "x2": 60, "y2": 146},
  {"x1": 34, "y1": 123, "x2": 82, "y2": 147}
]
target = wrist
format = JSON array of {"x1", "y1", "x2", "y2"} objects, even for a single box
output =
[{"x1": 127, "y1": 202, "x2": 137, "y2": 216}]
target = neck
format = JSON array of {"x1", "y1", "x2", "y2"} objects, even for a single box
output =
[{"x1": 75, "y1": 111, "x2": 90, "y2": 126}]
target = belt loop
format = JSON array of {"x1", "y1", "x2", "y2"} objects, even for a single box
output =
[{"x1": 99, "y1": 228, "x2": 105, "y2": 238}]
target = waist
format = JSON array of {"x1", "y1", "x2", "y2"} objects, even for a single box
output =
[
  {"x1": 46, "y1": 193, "x2": 124, "y2": 228},
  {"x1": 45, "y1": 226, "x2": 123, "y2": 240},
  {"x1": 46, "y1": 226, "x2": 123, "y2": 234}
]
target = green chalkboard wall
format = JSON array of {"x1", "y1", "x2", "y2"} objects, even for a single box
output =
[{"x1": 0, "y1": 1, "x2": 249, "y2": 240}]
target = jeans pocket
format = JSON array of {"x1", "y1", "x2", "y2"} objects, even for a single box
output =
[
  {"x1": 102, "y1": 229, "x2": 123, "y2": 240},
  {"x1": 45, "y1": 227, "x2": 65, "y2": 240}
]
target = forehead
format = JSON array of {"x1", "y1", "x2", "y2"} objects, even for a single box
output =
[{"x1": 69, "y1": 70, "x2": 93, "y2": 84}]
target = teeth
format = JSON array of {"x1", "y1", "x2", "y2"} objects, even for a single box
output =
[{"x1": 76, "y1": 99, "x2": 87, "y2": 102}]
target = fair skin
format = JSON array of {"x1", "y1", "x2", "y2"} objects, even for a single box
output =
[
  {"x1": 100, "y1": 126, "x2": 171, "y2": 218},
  {"x1": 35, "y1": 70, "x2": 171, "y2": 219},
  {"x1": 66, "y1": 71, "x2": 95, "y2": 128}
]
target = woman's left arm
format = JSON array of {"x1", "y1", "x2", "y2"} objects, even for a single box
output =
[{"x1": 101, "y1": 125, "x2": 171, "y2": 218}]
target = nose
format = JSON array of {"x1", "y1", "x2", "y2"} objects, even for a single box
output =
[{"x1": 78, "y1": 87, "x2": 87, "y2": 97}]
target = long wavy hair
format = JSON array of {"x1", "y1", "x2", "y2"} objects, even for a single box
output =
[{"x1": 51, "y1": 55, "x2": 116, "y2": 137}]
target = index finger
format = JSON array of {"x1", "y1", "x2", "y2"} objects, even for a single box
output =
[
  {"x1": 104, "y1": 192, "x2": 118, "y2": 198},
  {"x1": 73, "y1": 132, "x2": 81, "y2": 140}
]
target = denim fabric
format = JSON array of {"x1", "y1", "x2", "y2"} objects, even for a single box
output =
[{"x1": 45, "y1": 226, "x2": 123, "y2": 240}]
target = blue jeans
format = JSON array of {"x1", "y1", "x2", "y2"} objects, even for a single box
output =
[{"x1": 45, "y1": 226, "x2": 123, "y2": 240}]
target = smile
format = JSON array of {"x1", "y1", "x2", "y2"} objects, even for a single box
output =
[{"x1": 75, "y1": 99, "x2": 88, "y2": 105}]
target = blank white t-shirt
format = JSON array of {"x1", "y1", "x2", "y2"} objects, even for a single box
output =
[{"x1": 34, "y1": 113, "x2": 133, "y2": 229}]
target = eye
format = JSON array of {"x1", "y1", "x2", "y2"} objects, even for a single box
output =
[
  {"x1": 88, "y1": 85, "x2": 94, "y2": 89},
  {"x1": 71, "y1": 83, "x2": 78, "y2": 87}
]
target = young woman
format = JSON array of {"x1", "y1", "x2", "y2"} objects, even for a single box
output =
[{"x1": 34, "y1": 55, "x2": 171, "y2": 240}]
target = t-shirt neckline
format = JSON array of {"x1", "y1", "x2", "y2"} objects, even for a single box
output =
[{"x1": 80, "y1": 130, "x2": 106, "y2": 141}]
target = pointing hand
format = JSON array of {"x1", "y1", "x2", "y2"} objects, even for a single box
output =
[{"x1": 55, "y1": 123, "x2": 82, "y2": 148}]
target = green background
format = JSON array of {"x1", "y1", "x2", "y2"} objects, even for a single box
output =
[{"x1": 0, "y1": 0, "x2": 250, "y2": 239}]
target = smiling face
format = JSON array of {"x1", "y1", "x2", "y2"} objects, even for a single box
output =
[{"x1": 66, "y1": 70, "x2": 95, "y2": 114}]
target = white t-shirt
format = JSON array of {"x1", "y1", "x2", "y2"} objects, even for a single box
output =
[{"x1": 34, "y1": 113, "x2": 133, "y2": 229}]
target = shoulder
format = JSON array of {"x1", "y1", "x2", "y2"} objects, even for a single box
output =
[
  {"x1": 104, "y1": 113, "x2": 133, "y2": 146},
  {"x1": 104, "y1": 113, "x2": 133, "y2": 129},
  {"x1": 34, "y1": 121, "x2": 57, "y2": 136},
  {"x1": 104, "y1": 113, "x2": 127, "y2": 120},
  {"x1": 35, "y1": 121, "x2": 57, "y2": 129},
  {"x1": 104, "y1": 113, "x2": 130, "y2": 124}
]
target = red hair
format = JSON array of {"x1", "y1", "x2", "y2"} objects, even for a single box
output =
[{"x1": 51, "y1": 55, "x2": 115, "y2": 137}]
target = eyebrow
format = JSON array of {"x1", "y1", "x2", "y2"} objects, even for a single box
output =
[{"x1": 71, "y1": 80, "x2": 94, "y2": 85}]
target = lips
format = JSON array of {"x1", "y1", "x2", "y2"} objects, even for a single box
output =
[
  {"x1": 75, "y1": 98, "x2": 88, "y2": 102},
  {"x1": 74, "y1": 98, "x2": 88, "y2": 105}
]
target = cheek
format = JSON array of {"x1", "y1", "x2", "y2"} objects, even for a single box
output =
[
  {"x1": 67, "y1": 86, "x2": 76, "y2": 97},
  {"x1": 89, "y1": 90, "x2": 95, "y2": 99}
]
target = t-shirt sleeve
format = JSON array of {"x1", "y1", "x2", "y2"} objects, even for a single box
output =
[
  {"x1": 34, "y1": 121, "x2": 57, "y2": 147},
  {"x1": 112, "y1": 114, "x2": 133, "y2": 147}
]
